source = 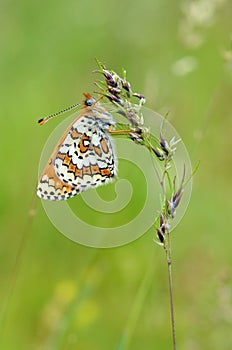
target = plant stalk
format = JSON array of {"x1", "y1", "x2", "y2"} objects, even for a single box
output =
[{"x1": 165, "y1": 232, "x2": 177, "y2": 350}]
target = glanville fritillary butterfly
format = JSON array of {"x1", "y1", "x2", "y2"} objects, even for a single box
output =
[{"x1": 37, "y1": 93, "x2": 117, "y2": 201}]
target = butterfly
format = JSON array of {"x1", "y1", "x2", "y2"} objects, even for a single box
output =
[{"x1": 37, "y1": 93, "x2": 117, "y2": 201}]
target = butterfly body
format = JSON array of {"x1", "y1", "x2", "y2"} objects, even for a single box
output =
[{"x1": 37, "y1": 97, "x2": 117, "y2": 201}]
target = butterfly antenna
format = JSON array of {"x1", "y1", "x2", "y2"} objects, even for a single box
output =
[{"x1": 38, "y1": 102, "x2": 80, "y2": 125}]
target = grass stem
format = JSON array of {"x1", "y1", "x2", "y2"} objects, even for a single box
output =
[{"x1": 165, "y1": 232, "x2": 176, "y2": 350}]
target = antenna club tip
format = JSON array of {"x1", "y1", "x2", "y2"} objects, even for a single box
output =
[{"x1": 38, "y1": 118, "x2": 46, "y2": 125}]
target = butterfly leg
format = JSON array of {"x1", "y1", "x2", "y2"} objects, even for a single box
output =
[{"x1": 108, "y1": 124, "x2": 139, "y2": 135}]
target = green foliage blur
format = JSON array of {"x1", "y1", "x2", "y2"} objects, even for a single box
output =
[{"x1": 1, "y1": 0, "x2": 232, "y2": 349}]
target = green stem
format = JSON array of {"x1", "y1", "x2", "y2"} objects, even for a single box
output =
[{"x1": 165, "y1": 232, "x2": 177, "y2": 350}]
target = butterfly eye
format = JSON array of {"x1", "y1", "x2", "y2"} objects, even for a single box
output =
[{"x1": 85, "y1": 98, "x2": 95, "y2": 106}]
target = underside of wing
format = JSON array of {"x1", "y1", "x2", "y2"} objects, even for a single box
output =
[
  {"x1": 37, "y1": 157, "x2": 80, "y2": 200},
  {"x1": 54, "y1": 114, "x2": 117, "y2": 192},
  {"x1": 37, "y1": 108, "x2": 117, "y2": 201}
]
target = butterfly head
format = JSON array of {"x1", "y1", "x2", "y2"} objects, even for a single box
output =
[{"x1": 83, "y1": 93, "x2": 96, "y2": 106}]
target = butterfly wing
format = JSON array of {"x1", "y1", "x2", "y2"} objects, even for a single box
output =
[
  {"x1": 37, "y1": 115, "x2": 84, "y2": 200},
  {"x1": 37, "y1": 108, "x2": 117, "y2": 201},
  {"x1": 54, "y1": 112, "x2": 117, "y2": 192},
  {"x1": 37, "y1": 156, "x2": 81, "y2": 200}
]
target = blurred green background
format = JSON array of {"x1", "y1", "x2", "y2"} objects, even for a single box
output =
[{"x1": 1, "y1": 0, "x2": 232, "y2": 349}]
